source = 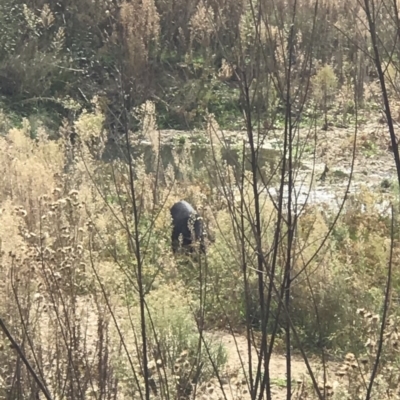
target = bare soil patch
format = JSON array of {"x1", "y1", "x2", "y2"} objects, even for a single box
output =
[{"x1": 206, "y1": 330, "x2": 340, "y2": 400}]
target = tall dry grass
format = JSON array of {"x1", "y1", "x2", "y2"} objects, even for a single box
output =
[{"x1": 0, "y1": 101, "x2": 399, "y2": 399}]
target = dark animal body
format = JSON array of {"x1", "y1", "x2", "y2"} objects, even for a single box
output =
[{"x1": 170, "y1": 200, "x2": 206, "y2": 254}]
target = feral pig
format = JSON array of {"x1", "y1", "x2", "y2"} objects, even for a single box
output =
[{"x1": 170, "y1": 200, "x2": 206, "y2": 254}]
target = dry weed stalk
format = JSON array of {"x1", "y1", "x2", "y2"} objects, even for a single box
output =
[{"x1": 120, "y1": 0, "x2": 160, "y2": 74}]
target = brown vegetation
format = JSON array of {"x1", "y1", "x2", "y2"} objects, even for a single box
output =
[
  {"x1": 1, "y1": 0, "x2": 400, "y2": 399},
  {"x1": 0, "y1": 101, "x2": 398, "y2": 398}
]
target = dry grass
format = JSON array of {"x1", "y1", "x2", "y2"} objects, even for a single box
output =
[
  {"x1": 0, "y1": 101, "x2": 399, "y2": 400},
  {"x1": 2, "y1": 0, "x2": 400, "y2": 397}
]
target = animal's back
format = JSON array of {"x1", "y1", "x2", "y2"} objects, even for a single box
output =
[{"x1": 170, "y1": 200, "x2": 196, "y2": 223}]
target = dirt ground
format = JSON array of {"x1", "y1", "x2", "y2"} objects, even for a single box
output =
[{"x1": 205, "y1": 330, "x2": 340, "y2": 400}]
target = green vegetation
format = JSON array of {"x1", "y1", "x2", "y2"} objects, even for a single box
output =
[
  {"x1": 0, "y1": 103, "x2": 399, "y2": 398},
  {"x1": 0, "y1": 0, "x2": 390, "y2": 132},
  {"x1": 1, "y1": 0, "x2": 400, "y2": 399}
]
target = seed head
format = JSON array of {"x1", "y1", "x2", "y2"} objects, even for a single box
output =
[
  {"x1": 372, "y1": 314, "x2": 379, "y2": 322},
  {"x1": 180, "y1": 350, "x2": 189, "y2": 358}
]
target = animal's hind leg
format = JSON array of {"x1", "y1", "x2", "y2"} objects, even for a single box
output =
[{"x1": 194, "y1": 217, "x2": 206, "y2": 253}]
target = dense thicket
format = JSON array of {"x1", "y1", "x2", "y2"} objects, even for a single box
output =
[{"x1": 0, "y1": 0, "x2": 392, "y2": 132}]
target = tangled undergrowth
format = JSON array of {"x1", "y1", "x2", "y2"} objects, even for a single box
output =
[{"x1": 0, "y1": 103, "x2": 399, "y2": 399}]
